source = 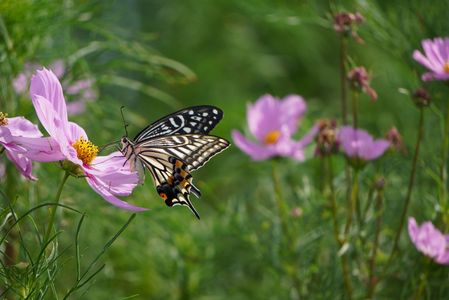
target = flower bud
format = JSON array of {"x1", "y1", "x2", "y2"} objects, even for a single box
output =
[{"x1": 412, "y1": 88, "x2": 431, "y2": 107}]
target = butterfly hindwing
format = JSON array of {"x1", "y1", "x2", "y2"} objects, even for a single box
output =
[{"x1": 134, "y1": 106, "x2": 223, "y2": 142}]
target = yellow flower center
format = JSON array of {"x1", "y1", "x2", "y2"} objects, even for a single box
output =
[
  {"x1": 264, "y1": 130, "x2": 281, "y2": 145},
  {"x1": 0, "y1": 112, "x2": 8, "y2": 126},
  {"x1": 444, "y1": 62, "x2": 449, "y2": 73},
  {"x1": 72, "y1": 137, "x2": 98, "y2": 165}
]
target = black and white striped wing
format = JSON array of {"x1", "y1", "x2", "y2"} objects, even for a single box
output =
[
  {"x1": 136, "y1": 134, "x2": 230, "y2": 176},
  {"x1": 134, "y1": 106, "x2": 223, "y2": 142}
]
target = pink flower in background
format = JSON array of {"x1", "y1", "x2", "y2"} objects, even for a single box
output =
[
  {"x1": 408, "y1": 218, "x2": 449, "y2": 265},
  {"x1": 25, "y1": 68, "x2": 145, "y2": 211},
  {"x1": 338, "y1": 126, "x2": 390, "y2": 161},
  {"x1": 413, "y1": 37, "x2": 449, "y2": 81},
  {"x1": 13, "y1": 60, "x2": 97, "y2": 115},
  {"x1": 0, "y1": 112, "x2": 43, "y2": 180},
  {"x1": 232, "y1": 94, "x2": 318, "y2": 161}
]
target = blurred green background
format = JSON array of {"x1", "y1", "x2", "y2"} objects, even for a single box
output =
[{"x1": 2, "y1": 0, "x2": 449, "y2": 299}]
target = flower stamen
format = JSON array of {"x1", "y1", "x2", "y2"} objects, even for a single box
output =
[
  {"x1": 444, "y1": 62, "x2": 449, "y2": 73},
  {"x1": 264, "y1": 130, "x2": 281, "y2": 145},
  {"x1": 0, "y1": 112, "x2": 8, "y2": 126},
  {"x1": 72, "y1": 137, "x2": 98, "y2": 165}
]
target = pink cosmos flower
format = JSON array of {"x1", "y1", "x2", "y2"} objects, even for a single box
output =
[
  {"x1": 25, "y1": 68, "x2": 145, "y2": 211},
  {"x1": 13, "y1": 60, "x2": 97, "y2": 115},
  {"x1": 232, "y1": 94, "x2": 318, "y2": 161},
  {"x1": 413, "y1": 37, "x2": 449, "y2": 81},
  {"x1": 338, "y1": 126, "x2": 390, "y2": 161},
  {"x1": 408, "y1": 217, "x2": 449, "y2": 265},
  {"x1": 0, "y1": 113, "x2": 43, "y2": 180}
]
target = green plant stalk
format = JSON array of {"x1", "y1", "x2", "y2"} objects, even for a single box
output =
[
  {"x1": 325, "y1": 157, "x2": 352, "y2": 299},
  {"x1": 340, "y1": 36, "x2": 348, "y2": 125},
  {"x1": 271, "y1": 160, "x2": 291, "y2": 240},
  {"x1": 4, "y1": 161, "x2": 19, "y2": 271},
  {"x1": 345, "y1": 168, "x2": 359, "y2": 235},
  {"x1": 440, "y1": 103, "x2": 449, "y2": 218},
  {"x1": 414, "y1": 258, "x2": 431, "y2": 299},
  {"x1": 352, "y1": 90, "x2": 359, "y2": 129},
  {"x1": 389, "y1": 108, "x2": 424, "y2": 260},
  {"x1": 44, "y1": 172, "x2": 70, "y2": 243},
  {"x1": 271, "y1": 160, "x2": 301, "y2": 295},
  {"x1": 326, "y1": 157, "x2": 341, "y2": 245},
  {"x1": 366, "y1": 188, "x2": 384, "y2": 299}
]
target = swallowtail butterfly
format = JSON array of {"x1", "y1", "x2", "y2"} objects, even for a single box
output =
[{"x1": 120, "y1": 106, "x2": 230, "y2": 219}]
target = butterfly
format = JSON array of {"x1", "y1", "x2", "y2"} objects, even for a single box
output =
[{"x1": 120, "y1": 106, "x2": 230, "y2": 219}]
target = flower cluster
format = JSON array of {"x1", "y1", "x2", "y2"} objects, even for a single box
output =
[
  {"x1": 333, "y1": 11, "x2": 364, "y2": 43},
  {"x1": 13, "y1": 60, "x2": 97, "y2": 115},
  {"x1": 347, "y1": 67, "x2": 377, "y2": 101},
  {"x1": 314, "y1": 119, "x2": 338, "y2": 156},
  {"x1": 2, "y1": 68, "x2": 144, "y2": 211}
]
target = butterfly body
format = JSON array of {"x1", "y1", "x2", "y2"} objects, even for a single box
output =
[{"x1": 119, "y1": 106, "x2": 230, "y2": 219}]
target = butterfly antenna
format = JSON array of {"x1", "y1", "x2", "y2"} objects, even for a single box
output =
[
  {"x1": 98, "y1": 140, "x2": 121, "y2": 154},
  {"x1": 120, "y1": 106, "x2": 129, "y2": 137}
]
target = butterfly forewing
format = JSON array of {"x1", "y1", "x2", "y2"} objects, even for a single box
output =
[
  {"x1": 134, "y1": 106, "x2": 223, "y2": 142},
  {"x1": 137, "y1": 134, "x2": 230, "y2": 171}
]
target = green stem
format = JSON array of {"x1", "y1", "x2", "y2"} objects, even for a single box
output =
[
  {"x1": 271, "y1": 160, "x2": 301, "y2": 296},
  {"x1": 271, "y1": 160, "x2": 290, "y2": 239},
  {"x1": 389, "y1": 108, "x2": 424, "y2": 261},
  {"x1": 326, "y1": 157, "x2": 341, "y2": 245},
  {"x1": 439, "y1": 103, "x2": 449, "y2": 216},
  {"x1": 44, "y1": 172, "x2": 70, "y2": 243},
  {"x1": 340, "y1": 37, "x2": 348, "y2": 125},
  {"x1": 352, "y1": 91, "x2": 359, "y2": 129},
  {"x1": 414, "y1": 258, "x2": 431, "y2": 299},
  {"x1": 325, "y1": 157, "x2": 352, "y2": 299},
  {"x1": 366, "y1": 188, "x2": 384, "y2": 299},
  {"x1": 345, "y1": 168, "x2": 359, "y2": 235}
]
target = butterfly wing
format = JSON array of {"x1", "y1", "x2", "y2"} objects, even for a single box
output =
[
  {"x1": 134, "y1": 106, "x2": 223, "y2": 142},
  {"x1": 134, "y1": 134, "x2": 230, "y2": 218},
  {"x1": 136, "y1": 134, "x2": 230, "y2": 172}
]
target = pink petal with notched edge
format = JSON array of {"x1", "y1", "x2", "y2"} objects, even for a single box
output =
[
  {"x1": 30, "y1": 68, "x2": 68, "y2": 124},
  {"x1": 231, "y1": 130, "x2": 275, "y2": 160},
  {"x1": 30, "y1": 95, "x2": 82, "y2": 165},
  {"x1": 13, "y1": 136, "x2": 65, "y2": 162},
  {"x1": 67, "y1": 122, "x2": 88, "y2": 143},
  {"x1": 5, "y1": 150, "x2": 36, "y2": 181},
  {"x1": 30, "y1": 94, "x2": 66, "y2": 142},
  {"x1": 86, "y1": 175, "x2": 147, "y2": 211},
  {"x1": 87, "y1": 152, "x2": 139, "y2": 196},
  {"x1": 7, "y1": 117, "x2": 42, "y2": 138}
]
